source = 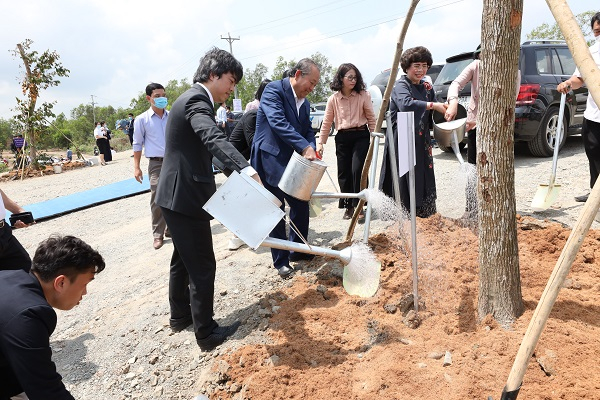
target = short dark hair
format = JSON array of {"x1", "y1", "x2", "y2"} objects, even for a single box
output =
[
  {"x1": 128, "y1": 113, "x2": 133, "y2": 117},
  {"x1": 289, "y1": 58, "x2": 320, "y2": 78},
  {"x1": 400, "y1": 46, "x2": 433, "y2": 73},
  {"x1": 31, "y1": 235, "x2": 105, "y2": 283},
  {"x1": 193, "y1": 47, "x2": 243, "y2": 84},
  {"x1": 330, "y1": 63, "x2": 365, "y2": 93},
  {"x1": 592, "y1": 12, "x2": 600, "y2": 29},
  {"x1": 255, "y1": 79, "x2": 272, "y2": 100},
  {"x1": 145, "y1": 83, "x2": 165, "y2": 96}
]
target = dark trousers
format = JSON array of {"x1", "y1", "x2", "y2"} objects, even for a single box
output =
[
  {"x1": 467, "y1": 128, "x2": 477, "y2": 165},
  {"x1": 335, "y1": 130, "x2": 370, "y2": 209},
  {"x1": 582, "y1": 118, "x2": 600, "y2": 188},
  {"x1": 465, "y1": 128, "x2": 478, "y2": 214},
  {"x1": 0, "y1": 222, "x2": 31, "y2": 271},
  {"x1": 263, "y1": 181, "x2": 309, "y2": 269},
  {"x1": 160, "y1": 207, "x2": 218, "y2": 339}
]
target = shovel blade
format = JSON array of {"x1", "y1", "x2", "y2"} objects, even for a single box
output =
[{"x1": 531, "y1": 184, "x2": 561, "y2": 212}]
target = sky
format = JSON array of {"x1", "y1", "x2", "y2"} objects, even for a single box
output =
[{"x1": 0, "y1": 0, "x2": 591, "y2": 120}]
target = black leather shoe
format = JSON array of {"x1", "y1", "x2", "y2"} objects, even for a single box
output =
[
  {"x1": 289, "y1": 252, "x2": 315, "y2": 262},
  {"x1": 575, "y1": 193, "x2": 589, "y2": 202},
  {"x1": 196, "y1": 321, "x2": 241, "y2": 351},
  {"x1": 170, "y1": 315, "x2": 193, "y2": 332},
  {"x1": 277, "y1": 265, "x2": 294, "y2": 278}
]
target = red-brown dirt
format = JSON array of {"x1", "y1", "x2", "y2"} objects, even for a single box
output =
[{"x1": 209, "y1": 214, "x2": 600, "y2": 399}]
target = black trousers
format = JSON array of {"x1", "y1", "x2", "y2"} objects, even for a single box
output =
[
  {"x1": 0, "y1": 222, "x2": 31, "y2": 271},
  {"x1": 334, "y1": 129, "x2": 370, "y2": 209},
  {"x1": 160, "y1": 207, "x2": 218, "y2": 339},
  {"x1": 263, "y1": 181, "x2": 309, "y2": 269},
  {"x1": 582, "y1": 118, "x2": 600, "y2": 189},
  {"x1": 467, "y1": 128, "x2": 477, "y2": 165}
]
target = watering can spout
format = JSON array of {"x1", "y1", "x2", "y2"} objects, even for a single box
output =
[{"x1": 261, "y1": 237, "x2": 353, "y2": 265}]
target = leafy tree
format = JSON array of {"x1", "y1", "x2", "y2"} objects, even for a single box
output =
[
  {"x1": 235, "y1": 63, "x2": 269, "y2": 109},
  {"x1": 527, "y1": 10, "x2": 596, "y2": 46},
  {"x1": 0, "y1": 118, "x2": 19, "y2": 151},
  {"x1": 10, "y1": 39, "x2": 70, "y2": 164}
]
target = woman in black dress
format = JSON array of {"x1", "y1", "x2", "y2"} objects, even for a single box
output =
[{"x1": 380, "y1": 46, "x2": 447, "y2": 218}]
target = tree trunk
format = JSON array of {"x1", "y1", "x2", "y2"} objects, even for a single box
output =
[{"x1": 477, "y1": 0, "x2": 524, "y2": 324}]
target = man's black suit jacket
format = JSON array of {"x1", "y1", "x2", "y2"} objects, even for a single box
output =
[
  {"x1": 155, "y1": 84, "x2": 250, "y2": 219},
  {"x1": 0, "y1": 270, "x2": 74, "y2": 400}
]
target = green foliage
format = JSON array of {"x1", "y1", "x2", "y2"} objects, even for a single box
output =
[
  {"x1": 234, "y1": 63, "x2": 269, "y2": 109},
  {"x1": 10, "y1": 39, "x2": 70, "y2": 161},
  {"x1": 527, "y1": 10, "x2": 596, "y2": 46},
  {"x1": 0, "y1": 118, "x2": 19, "y2": 151}
]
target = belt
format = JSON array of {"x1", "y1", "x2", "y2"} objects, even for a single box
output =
[
  {"x1": 149, "y1": 157, "x2": 164, "y2": 161},
  {"x1": 337, "y1": 125, "x2": 368, "y2": 133}
]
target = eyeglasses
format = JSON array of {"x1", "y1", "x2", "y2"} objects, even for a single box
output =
[
  {"x1": 344, "y1": 75, "x2": 357, "y2": 81},
  {"x1": 411, "y1": 64, "x2": 429, "y2": 71}
]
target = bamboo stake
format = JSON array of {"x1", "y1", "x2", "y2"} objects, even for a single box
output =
[{"x1": 345, "y1": 0, "x2": 420, "y2": 241}]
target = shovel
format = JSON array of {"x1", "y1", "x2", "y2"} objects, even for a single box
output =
[{"x1": 531, "y1": 92, "x2": 566, "y2": 211}]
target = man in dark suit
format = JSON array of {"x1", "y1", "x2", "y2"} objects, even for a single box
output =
[
  {"x1": 251, "y1": 58, "x2": 320, "y2": 279},
  {"x1": 0, "y1": 235, "x2": 105, "y2": 400},
  {"x1": 155, "y1": 47, "x2": 261, "y2": 351}
]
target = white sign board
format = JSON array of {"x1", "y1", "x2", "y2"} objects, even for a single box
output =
[
  {"x1": 233, "y1": 98, "x2": 242, "y2": 112},
  {"x1": 396, "y1": 111, "x2": 416, "y2": 177}
]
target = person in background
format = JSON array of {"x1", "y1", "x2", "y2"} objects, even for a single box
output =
[
  {"x1": 558, "y1": 12, "x2": 600, "y2": 203},
  {"x1": 0, "y1": 235, "x2": 105, "y2": 400},
  {"x1": 155, "y1": 47, "x2": 259, "y2": 351},
  {"x1": 133, "y1": 83, "x2": 170, "y2": 250},
  {"x1": 380, "y1": 46, "x2": 447, "y2": 218},
  {"x1": 317, "y1": 63, "x2": 376, "y2": 222},
  {"x1": 66, "y1": 148, "x2": 73, "y2": 162},
  {"x1": 445, "y1": 44, "x2": 521, "y2": 220},
  {"x1": 93, "y1": 121, "x2": 110, "y2": 166},
  {"x1": 251, "y1": 58, "x2": 320, "y2": 279},
  {"x1": 126, "y1": 112, "x2": 135, "y2": 146},
  {"x1": 215, "y1": 78, "x2": 272, "y2": 251},
  {"x1": 0, "y1": 188, "x2": 33, "y2": 272},
  {"x1": 216, "y1": 102, "x2": 228, "y2": 134},
  {"x1": 225, "y1": 105, "x2": 235, "y2": 138}
]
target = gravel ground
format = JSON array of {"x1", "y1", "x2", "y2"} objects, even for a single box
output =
[{"x1": 3, "y1": 133, "x2": 595, "y2": 399}]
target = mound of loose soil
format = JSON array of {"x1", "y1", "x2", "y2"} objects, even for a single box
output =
[
  {"x1": 0, "y1": 160, "x2": 87, "y2": 182},
  {"x1": 206, "y1": 214, "x2": 600, "y2": 400}
]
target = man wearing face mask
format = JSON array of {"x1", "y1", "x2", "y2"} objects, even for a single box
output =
[
  {"x1": 133, "y1": 82, "x2": 170, "y2": 250},
  {"x1": 558, "y1": 12, "x2": 600, "y2": 203}
]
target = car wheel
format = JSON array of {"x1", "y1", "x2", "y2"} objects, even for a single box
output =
[
  {"x1": 528, "y1": 106, "x2": 567, "y2": 157},
  {"x1": 438, "y1": 142, "x2": 466, "y2": 153}
]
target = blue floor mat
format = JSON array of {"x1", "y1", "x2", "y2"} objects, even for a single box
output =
[{"x1": 10, "y1": 176, "x2": 151, "y2": 223}]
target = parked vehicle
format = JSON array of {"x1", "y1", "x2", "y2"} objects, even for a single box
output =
[
  {"x1": 433, "y1": 41, "x2": 587, "y2": 156},
  {"x1": 368, "y1": 64, "x2": 444, "y2": 130},
  {"x1": 310, "y1": 102, "x2": 335, "y2": 135}
]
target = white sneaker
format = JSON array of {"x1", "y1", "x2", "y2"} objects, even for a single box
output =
[{"x1": 227, "y1": 236, "x2": 245, "y2": 251}]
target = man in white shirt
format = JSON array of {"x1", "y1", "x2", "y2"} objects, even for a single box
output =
[
  {"x1": 133, "y1": 83, "x2": 169, "y2": 249},
  {"x1": 558, "y1": 12, "x2": 600, "y2": 203},
  {"x1": 0, "y1": 189, "x2": 33, "y2": 271},
  {"x1": 216, "y1": 102, "x2": 227, "y2": 133}
]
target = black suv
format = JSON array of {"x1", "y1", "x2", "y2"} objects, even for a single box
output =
[
  {"x1": 368, "y1": 64, "x2": 444, "y2": 129},
  {"x1": 433, "y1": 40, "x2": 588, "y2": 157}
]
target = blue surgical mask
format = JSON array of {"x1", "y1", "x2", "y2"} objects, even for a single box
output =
[{"x1": 154, "y1": 97, "x2": 168, "y2": 109}]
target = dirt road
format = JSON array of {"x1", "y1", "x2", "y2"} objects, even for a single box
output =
[{"x1": 3, "y1": 134, "x2": 595, "y2": 399}]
